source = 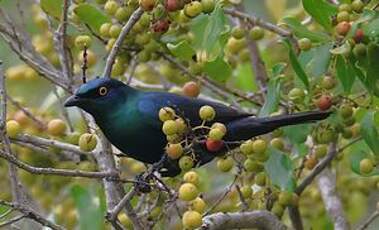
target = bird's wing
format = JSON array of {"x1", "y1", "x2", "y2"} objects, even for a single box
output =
[{"x1": 137, "y1": 92, "x2": 252, "y2": 127}]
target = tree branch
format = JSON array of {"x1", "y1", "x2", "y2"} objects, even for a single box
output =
[
  {"x1": 357, "y1": 211, "x2": 379, "y2": 230},
  {"x1": 201, "y1": 211, "x2": 287, "y2": 230}
]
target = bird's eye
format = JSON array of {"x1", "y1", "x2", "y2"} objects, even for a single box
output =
[{"x1": 98, "y1": 86, "x2": 108, "y2": 96}]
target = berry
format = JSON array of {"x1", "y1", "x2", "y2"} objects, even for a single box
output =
[
  {"x1": 162, "y1": 120, "x2": 178, "y2": 135},
  {"x1": 360, "y1": 158, "x2": 374, "y2": 174},
  {"x1": 314, "y1": 144, "x2": 328, "y2": 159},
  {"x1": 182, "y1": 210, "x2": 202, "y2": 230},
  {"x1": 298, "y1": 38, "x2": 312, "y2": 51},
  {"x1": 99, "y1": 23, "x2": 111, "y2": 37},
  {"x1": 249, "y1": 27, "x2": 264, "y2": 40},
  {"x1": 252, "y1": 139, "x2": 267, "y2": 154},
  {"x1": 201, "y1": 0, "x2": 215, "y2": 13},
  {"x1": 175, "y1": 118, "x2": 187, "y2": 134},
  {"x1": 74, "y1": 35, "x2": 92, "y2": 49},
  {"x1": 217, "y1": 157, "x2": 234, "y2": 172},
  {"x1": 104, "y1": 0, "x2": 119, "y2": 15},
  {"x1": 166, "y1": 143, "x2": 183, "y2": 159},
  {"x1": 184, "y1": 171, "x2": 199, "y2": 186},
  {"x1": 211, "y1": 122, "x2": 227, "y2": 134},
  {"x1": 316, "y1": 95, "x2": 333, "y2": 111},
  {"x1": 159, "y1": 107, "x2": 176, "y2": 122},
  {"x1": 206, "y1": 139, "x2": 224, "y2": 152},
  {"x1": 288, "y1": 88, "x2": 305, "y2": 102},
  {"x1": 343, "y1": 116, "x2": 355, "y2": 126},
  {"x1": 115, "y1": 7, "x2": 131, "y2": 21},
  {"x1": 109, "y1": 24, "x2": 122, "y2": 38},
  {"x1": 321, "y1": 76, "x2": 336, "y2": 90},
  {"x1": 240, "y1": 185, "x2": 252, "y2": 198},
  {"x1": 6, "y1": 120, "x2": 21, "y2": 138},
  {"x1": 352, "y1": 0, "x2": 364, "y2": 13},
  {"x1": 47, "y1": 119, "x2": 67, "y2": 136},
  {"x1": 65, "y1": 132, "x2": 81, "y2": 145},
  {"x1": 338, "y1": 3, "x2": 351, "y2": 12},
  {"x1": 78, "y1": 133, "x2": 97, "y2": 151},
  {"x1": 270, "y1": 137, "x2": 285, "y2": 150},
  {"x1": 336, "y1": 21, "x2": 351, "y2": 36},
  {"x1": 278, "y1": 191, "x2": 293, "y2": 206},
  {"x1": 139, "y1": 0, "x2": 156, "y2": 11},
  {"x1": 199, "y1": 105, "x2": 216, "y2": 121},
  {"x1": 272, "y1": 203, "x2": 284, "y2": 217},
  {"x1": 183, "y1": 81, "x2": 200, "y2": 98},
  {"x1": 305, "y1": 155, "x2": 318, "y2": 170},
  {"x1": 244, "y1": 159, "x2": 263, "y2": 172},
  {"x1": 240, "y1": 140, "x2": 254, "y2": 155},
  {"x1": 255, "y1": 172, "x2": 266, "y2": 186},
  {"x1": 208, "y1": 128, "x2": 225, "y2": 141},
  {"x1": 339, "y1": 104, "x2": 353, "y2": 118},
  {"x1": 179, "y1": 156, "x2": 194, "y2": 171},
  {"x1": 178, "y1": 183, "x2": 199, "y2": 201},
  {"x1": 152, "y1": 19, "x2": 170, "y2": 33},
  {"x1": 189, "y1": 197, "x2": 206, "y2": 213},
  {"x1": 231, "y1": 27, "x2": 245, "y2": 39},
  {"x1": 184, "y1": 1, "x2": 203, "y2": 18},
  {"x1": 165, "y1": 0, "x2": 179, "y2": 12},
  {"x1": 337, "y1": 11, "x2": 350, "y2": 23},
  {"x1": 353, "y1": 43, "x2": 367, "y2": 56},
  {"x1": 353, "y1": 28, "x2": 365, "y2": 43}
]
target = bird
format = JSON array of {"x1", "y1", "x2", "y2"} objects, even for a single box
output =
[{"x1": 64, "y1": 77, "x2": 331, "y2": 177}]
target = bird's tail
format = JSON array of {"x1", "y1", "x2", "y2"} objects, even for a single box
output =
[{"x1": 257, "y1": 110, "x2": 332, "y2": 127}]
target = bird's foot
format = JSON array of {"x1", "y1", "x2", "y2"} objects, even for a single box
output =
[
  {"x1": 134, "y1": 174, "x2": 152, "y2": 193},
  {"x1": 151, "y1": 154, "x2": 168, "y2": 173}
]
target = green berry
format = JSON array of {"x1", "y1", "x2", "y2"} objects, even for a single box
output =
[
  {"x1": 178, "y1": 183, "x2": 199, "y2": 201},
  {"x1": 352, "y1": 0, "x2": 364, "y2": 12},
  {"x1": 337, "y1": 11, "x2": 350, "y2": 23},
  {"x1": 199, "y1": 105, "x2": 216, "y2": 121},
  {"x1": 208, "y1": 128, "x2": 225, "y2": 141},
  {"x1": 74, "y1": 35, "x2": 92, "y2": 49},
  {"x1": 340, "y1": 104, "x2": 353, "y2": 118},
  {"x1": 298, "y1": 38, "x2": 312, "y2": 51},
  {"x1": 278, "y1": 191, "x2": 293, "y2": 206},
  {"x1": 231, "y1": 27, "x2": 245, "y2": 39},
  {"x1": 244, "y1": 159, "x2": 263, "y2": 172},
  {"x1": 159, "y1": 107, "x2": 176, "y2": 122},
  {"x1": 179, "y1": 156, "x2": 194, "y2": 171},
  {"x1": 104, "y1": 0, "x2": 119, "y2": 15},
  {"x1": 217, "y1": 157, "x2": 234, "y2": 172},
  {"x1": 360, "y1": 158, "x2": 374, "y2": 175},
  {"x1": 240, "y1": 140, "x2": 254, "y2": 155},
  {"x1": 314, "y1": 144, "x2": 328, "y2": 159},
  {"x1": 353, "y1": 43, "x2": 367, "y2": 56},
  {"x1": 79, "y1": 133, "x2": 97, "y2": 151},
  {"x1": 249, "y1": 27, "x2": 264, "y2": 40},
  {"x1": 201, "y1": 0, "x2": 215, "y2": 13},
  {"x1": 6, "y1": 120, "x2": 21, "y2": 138},
  {"x1": 162, "y1": 120, "x2": 178, "y2": 135},
  {"x1": 182, "y1": 210, "x2": 202, "y2": 229},
  {"x1": 252, "y1": 139, "x2": 267, "y2": 154},
  {"x1": 184, "y1": 1, "x2": 203, "y2": 18}
]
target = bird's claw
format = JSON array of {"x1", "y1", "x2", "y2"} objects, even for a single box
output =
[{"x1": 134, "y1": 174, "x2": 152, "y2": 193}]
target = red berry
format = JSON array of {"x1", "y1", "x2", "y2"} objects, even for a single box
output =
[
  {"x1": 165, "y1": 0, "x2": 179, "y2": 12},
  {"x1": 316, "y1": 95, "x2": 333, "y2": 111},
  {"x1": 205, "y1": 139, "x2": 224, "y2": 152},
  {"x1": 152, "y1": 19, "x2": 170, "y2": 33},
  {"x1": 336, "y1": 21, "x2": 351, "y2": 36},
  {"x1": 183, "y1": 81, "x2": 200, "y2": 97},
  {"x1": 353, "y1": 28, "x2": 365, "y2": 43}
]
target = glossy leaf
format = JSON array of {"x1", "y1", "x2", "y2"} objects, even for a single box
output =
[
  {"x1": 41, "y1": 0, "x2": 63, "y2": 19},
  {"x1": 302, "y1": 0, "x2": 337, "y2": 30},
  {"x1": 234, "y1": 63, "x2": 257, "y2": 92},
  {"x1": 74, "y1": 4, "x2": 110, "y2": 33},
  {"x1": 265, "y1": 147, "x2": 296, "y2": 191},
  {"x1": 283, "y1": 124, "x2": 311, "y2": 144},
  {"x1": 284, "y1": 40, "x2": 310, "y2": 89},
  {"x1": 259, "y1": 77, "x2": 282, "y2": 117},
  {"x1": 336, "y1": 55, "x2": 355, "y2": 93},
  {"x1": 203, "y1": 56, "x2": 232, "y2": 83},
  {"x1": 299, "y1": 43, "x2": 332, "y2": 78},
  {"x1": 282, "y1": 17, "x2": 330, "y2": 42},
  {"x1": 71, "y1": 185, "x2": 104, "y2": 230},
  {"x1": 361, "y1": 111, "x2": 379, "y2": 156},
  {"x1": 167, "y1": 40, "x2": 195, "y2": 61}
]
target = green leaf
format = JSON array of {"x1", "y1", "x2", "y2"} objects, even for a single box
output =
[
  {"x1": 272, "y1": 62, "x2": 287, "y2": 76},
  {"x1": 282, "y1": 17, "x2": 330, "y2": 42},
  {"x1": 283, "y1": 124, "x2": 311, "y2": 144},
  {"x1": 284, "y1": 39, "x2": 310, "y2": 89},
  {"x1": 71, "y1": 185, "x2": 104, "y2": 230},
  {"x1": 41, "y1": 0, "x2": 63, "y2": 19},
  {"x1": 233, "y1": 63, "x2": 257, "y2": 92},
  {"x1": 259, "y1": 77, "x2": 282, "y2": 117},
  {"x1": 265, "y1": 147, "x2": 296, "y2": 191},
  {"x1": 203, "y1": 56, "x2": 232, "y2": 82},
  {"x1": 302, "y1": 0, "x2": 337, "y2": 30},
  {"x1": 361, "y1": 111, "x2": 379, "y2": 156},
  {"x1": 299, "y1": 43, "x2": 332, "y2": 78},
  {"x1": 336, "y1": 55, "x2": 355, "y2": 93},
  {"x1": 167, "y1": 40, "x2": 195, "y2": 61},
  {"x1": 74, "y1": 4, "x2": 110, "y2": 33},
  {"x1": 190, "y1": 5, "x2": 229, "y2": 58},
  {"x1": 349, "y1": 140, "x2": 379, "y2": 176}
]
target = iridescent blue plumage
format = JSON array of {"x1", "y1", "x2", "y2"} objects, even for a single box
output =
[{"x1": 65, "y1": 78, "x2": 331, "y2": 177}]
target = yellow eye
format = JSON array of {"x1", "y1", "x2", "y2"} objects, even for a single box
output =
[{"x1": 98, "y1": 86, "x2": 108, "y2": 96}]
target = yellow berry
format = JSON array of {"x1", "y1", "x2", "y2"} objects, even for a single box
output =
[
  {"x1": 6, "y1": 120, "x2": 21, "y2": 138},
  {"x1": 199, "y1": 105, "x2": 216, "y2": 121},
  {"x1": 159, "y1": 107, "x2": 176, "y2": 122},
  {"x1": 78, "y1": 133, "x2": 97, "y2": 151},
  {"x1": 183, "y1": 171, "x2": 199, "y2": 185},
  {"x1": 178, "y1": 183, "x2": 199, "y2": 201},
  {"x1": 182, "y1": 210, "x2": 202, "y2": 230},
  {"x1": 208, "y1": 128, "x2": 225, "y2": 141},
  {"x1": 74, "y1": 35, "x2": 92, "y2": 50},
  {"x1": 189, "y1": 197, "x2": 206, "y2": 213},
  {"x1": 162, "y1": 120, "x2": 178, "y2": 135},
  {"x1": 217, "y1": 157, "x2": 234, "y2": 172},
  {"x1": 166, "y1": 143, "x2": 183, "y2": 160},
  {"x1": 47, "y1": 119, "x2": 67, "y2": 136}
]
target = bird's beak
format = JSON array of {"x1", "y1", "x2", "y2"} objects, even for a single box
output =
[{"x1": 64, "y1": 95, "x2": 80, "y2": 107}]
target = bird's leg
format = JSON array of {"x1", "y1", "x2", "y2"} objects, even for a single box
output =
[
  {"x1": 151, "y1": 154, "x2": 168, "y2": 173},
  {"x1": 134, "y1": 174, "x2": 152, "y2": 193}
]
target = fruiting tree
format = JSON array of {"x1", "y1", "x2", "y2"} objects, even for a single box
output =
[{"x1": 0, "y1": 0, "x2": 379, "y2": 230}]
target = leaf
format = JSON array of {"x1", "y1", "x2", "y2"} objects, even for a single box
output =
[
  {"x1": 284, "y1": 39, "x2": 310, "y2": 89},
  {"x1": 167, "y1": 40, "x2": 195, "y2": 61},
  {"x1": 233, "y1": 63, "x2": 257, "y2": 92},
  {"x1": 71, "y1": 185, "x2": 104, "y2": 230},
  {"x1": 203, "y1": 56, "x2": 232, "y2": 82},
  {"x1": 283, "y1": 124, "x2": 311, "y2": 144},
  {"x1": 74, "y1": 4, "x2": 110, "y2": 33},
  {"x1": 265, "y1": 147, "x2": 296, "y2": 191},
  {"x1": 40, "y1": 0, "x2": 63, "y2": 19},
  {"x1": 259, "y1": 77, "x2": 282, "y2": 117},
  {"x1": 302, "y1": 0, "x2": 337, "y2": 30},
  {"x1": 282, "y1": 17, "x2": 330, "y2": 42},
  {"x1": 190, "y1": 5, "x2": 229, "y2": 58},
  {"x1": 361, "y1": 111, "x2": 379, "y2": 156},
  {"x1": 336, "y1": 55, "x2": 355, "y2": 93},
  {"x1": 299, "y1": 43, "x2": 332, "y2": 78}
]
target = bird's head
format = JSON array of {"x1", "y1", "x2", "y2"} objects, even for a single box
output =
[{"x1": 64, "y1": 77, "x2": 130, "y2": 115}]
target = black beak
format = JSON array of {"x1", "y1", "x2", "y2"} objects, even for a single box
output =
[{"x1": 64, "y1": 95, "x2": 80, "y2": 107}]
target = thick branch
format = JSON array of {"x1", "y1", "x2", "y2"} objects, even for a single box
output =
[
  {"x1": 201, "y1": 211, "x2": 287, "y2": 230},
  {"x1": 317, "y1": 168, "x2": 349, "y2": 230}
]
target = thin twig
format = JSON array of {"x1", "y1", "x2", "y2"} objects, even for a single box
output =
[
  {"x1": 357, "y1": 211, "x2": 379, "y2": 230},
  {"x1": 0, "y1": 215, "x2": 26, "y2": 228}
]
